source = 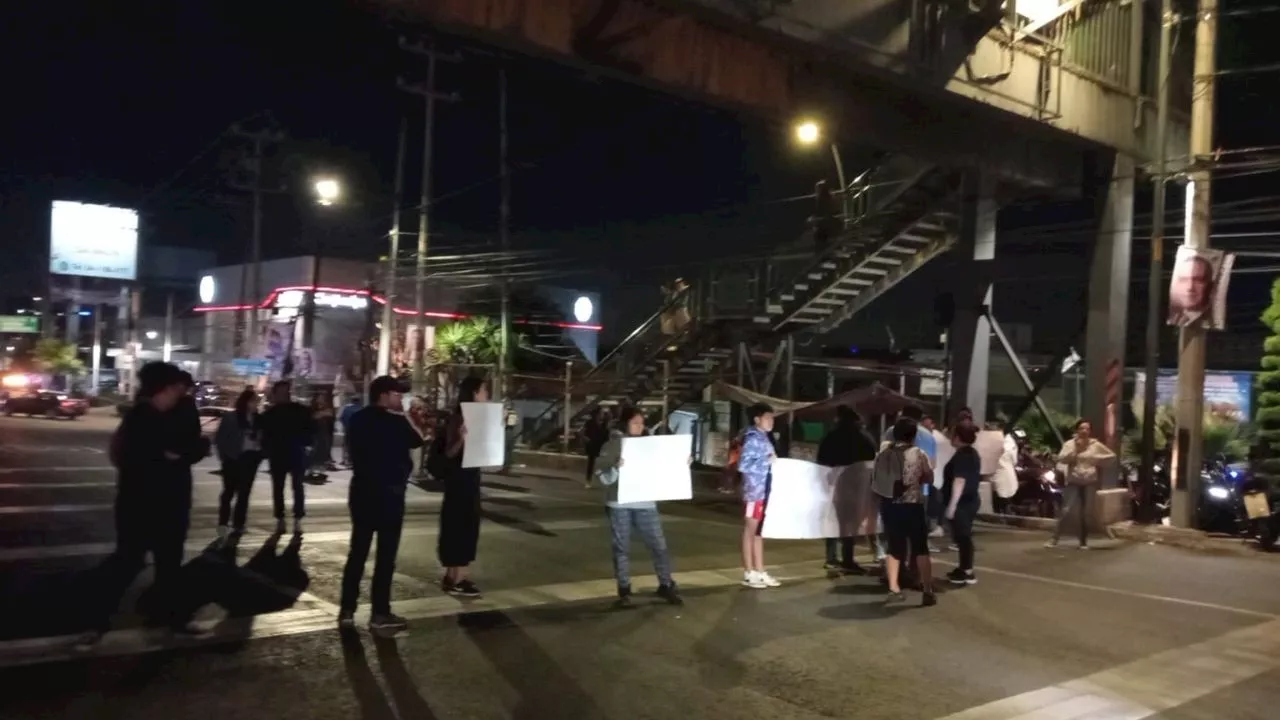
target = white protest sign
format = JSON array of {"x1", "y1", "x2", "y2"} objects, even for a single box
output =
[
  {"x1": 461, "y1": 402, "x2": 506, "y2": 468},
  {"x1": 975, "y1": 430, "x2": 1004, "y2": 475},
  {"x1": 932, "y1": 429, "x2": 954, "y2": 489},
  {"x1": 617, "y1": 434, "x2": 692, "y2": 504}
]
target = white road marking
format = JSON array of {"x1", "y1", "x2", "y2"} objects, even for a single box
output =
[
  {"x1": 0, "y1": 516, "x2": 691, "y2": 562},
  {"x1": 932, "y1": 557, "x2": 1278, "y2": 620},
  {"x1": 932, "y1": 617, "x2": 1280, "y2": 720},
  {"x1": 0, "y1": 467, "x2": 118, "y2": 475},
  {"x1": 0, "y1": 559, "x2": 816, "y2": 669}
]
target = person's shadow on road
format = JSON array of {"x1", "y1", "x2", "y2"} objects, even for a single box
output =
[{"x1": 340, "y1": 629, "x2": 441, "y2": 720}]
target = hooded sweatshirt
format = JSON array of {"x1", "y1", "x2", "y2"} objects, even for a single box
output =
[{"x1": 594, "y1": 429, "x2": 656, "y2": 510}]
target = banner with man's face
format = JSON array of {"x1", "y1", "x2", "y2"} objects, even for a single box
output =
[{"x1": 1167, "y1": 246, "x2": 1233, "y2": 330}]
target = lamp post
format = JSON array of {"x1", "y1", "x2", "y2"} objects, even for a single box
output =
[{"x1": 794, "y1": 120, "x2": 851, "y2": 228}]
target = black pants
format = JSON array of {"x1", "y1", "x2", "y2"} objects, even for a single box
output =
[
  {"x1": 269, "y1": 450, "x2": 306, "y2": 520},
  {"x1": 340, "y1": 504, "x2": 406, "y2": 616},
  {"x1": 90, "y1": 502, "x2": 190, "y2": 632},
  {"x1": 882, "y1": 502, "x2": 929, "y2": 563},
  {"x1": 951, "y1": 498, "x2": 980, "y2": 572},
  {"x1": 218, "y1": 453, "x2": 260, "y2": 530},
  {"x1": 824, "y1": 537, "x2": 854, "y2": 565}
]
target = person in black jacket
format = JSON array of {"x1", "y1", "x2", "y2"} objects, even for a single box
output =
[
  {"x1": 78, "y1": 362, "x2": 207, "y2": 647},
  {"x1": 818, "y1": 406, "x2": 879, "y2": 573},
  {"x1": 339, "y1": 376, "x2": 424, "y2": 631},
  {"x1": 259, "y1": 381, "x2": 313, "y2": 535}
]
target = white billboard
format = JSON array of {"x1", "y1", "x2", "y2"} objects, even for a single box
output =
[{"x1": 50, "y1": 201, "x2": 139, "y2": 281}]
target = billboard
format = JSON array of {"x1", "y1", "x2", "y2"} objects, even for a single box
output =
[
  {"x1": 1167, "y1": 246, "x2": 1233, "y2": 330},
  {"x1": 50, "y1": 201, "x2": 139, "y2": 281},
  {"x1": 1133, "y1": 370, "x2": 1253, "y2": 422},
  {"x1": 0, "y1": 316, "x2": 39, "y2": 334}
]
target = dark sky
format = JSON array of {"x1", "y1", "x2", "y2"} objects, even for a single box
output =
[{"x1": 2, "y1": 0, "x2": 1278, "y2": 350}]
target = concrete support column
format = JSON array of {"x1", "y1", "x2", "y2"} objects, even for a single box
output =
[
  {"x1": 1083, "y1": 153, "x2": 1135, "y2": 462},
  {"x1": 947, "y1": 171, "x2": 997, "y2": 424}
]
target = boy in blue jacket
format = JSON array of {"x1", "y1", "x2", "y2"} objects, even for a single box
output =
[{"x1": 739, "y1": 403, "x2": 780, "y2": 589}]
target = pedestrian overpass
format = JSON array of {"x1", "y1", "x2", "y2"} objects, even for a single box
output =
[{"x1": 369, "y1": 0, "x2": 1192, "y2": 446}]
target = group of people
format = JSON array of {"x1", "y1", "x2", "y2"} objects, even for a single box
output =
[{"x1": 719, "y1": 402, "x2": 1118, "y2": 607}]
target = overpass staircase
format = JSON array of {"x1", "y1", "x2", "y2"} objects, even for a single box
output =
[{"x1": 524, "y1": 155, "x2": 963, "y2": 448}]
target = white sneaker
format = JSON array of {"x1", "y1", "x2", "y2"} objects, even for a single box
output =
[
  {"x1": 741, "y1": 571, "x2": 767, "y2": 589},
  {"x1": 293, "y1": 519, "x2": 304, "y2": 536},
  {"x1": 758, "y1": 572, "x2": 781, "y2": 588},
  {"x1": 929, "y1": 526, "x2": 944, "y2": 538}
]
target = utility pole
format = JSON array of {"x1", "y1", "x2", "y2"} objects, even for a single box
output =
[
  {"x1": 90, "y1": 303, "x2": 103, "y2": 394},
  {"x1": 398, "y1": 39, "x2": 459, "y2": 392},
  {"x1": 1171, "y1": 0, "x2": 1218, "y2": 529},
  {"x1": 1140, "y1": 0, "x2": 1174, "y2": 523},
  {"x1": 377, "y1": 116, "x2": 408, "y2": 377},
  {"x1": 498, "y1": 63, "x2": 512, "y2": 400},
  {"x1": 229, "y1": 122, "x2": 284, "y2": 357},
  {"x1": 162, "y1": 291, "x2": 174, "y2": 362},
  {"x1": 126, "y1": 287, "x2": 141, "y2": 397}
]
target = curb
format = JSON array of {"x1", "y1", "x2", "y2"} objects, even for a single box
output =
[{"x1": 1105, "y1": 520, "x2": 1274, "y2": 557}]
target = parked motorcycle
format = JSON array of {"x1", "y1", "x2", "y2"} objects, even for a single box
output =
[{"x1": 1007, "y1": 429, "x2": 1062, "y2": 518}]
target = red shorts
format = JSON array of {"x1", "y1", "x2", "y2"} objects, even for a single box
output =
[{"x1": 744, "y1": 500, "x2": 766, "y2": 521}]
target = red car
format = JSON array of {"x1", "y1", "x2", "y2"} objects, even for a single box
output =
[{"x1": 3, "y1": 390, "x2": 88, "y2": 419}]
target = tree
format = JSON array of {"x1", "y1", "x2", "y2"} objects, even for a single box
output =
[
  {"x1": 433, "y1": 317, "x2": 525, "y2": 365},
  {"x1": 1255, "y1": 277, "x2": 1280, "y2": 485},
  {"x1": 32, "y1": 338, "x2": 85, "y2": 379}
]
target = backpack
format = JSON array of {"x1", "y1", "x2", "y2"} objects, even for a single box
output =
[{"x1": 872, "y1": 445, "x2": 907, "y2": 500}]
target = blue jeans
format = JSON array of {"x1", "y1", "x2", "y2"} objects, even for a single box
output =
[{"x1": 607, "y1": 507, "x2": 674, "y2": 592}]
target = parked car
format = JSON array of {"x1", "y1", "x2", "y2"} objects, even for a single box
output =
[{"x1": 3, "y1": 390, "x2": 88, "y2": 419}]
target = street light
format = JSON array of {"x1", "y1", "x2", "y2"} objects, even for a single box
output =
[
  {"x1": 313, "y1": 177, "x2": 341, "y2": 206},
  {"x1": 794, "y1": 120, "x2": 821, "y2": 146},
  {"x1": 792, "y1": 119, "x2": 849, "y2": 228}
]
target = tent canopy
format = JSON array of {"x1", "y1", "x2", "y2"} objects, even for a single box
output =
[{"x1": 712, "y1": 381, "x2": 922, "y2": 420}]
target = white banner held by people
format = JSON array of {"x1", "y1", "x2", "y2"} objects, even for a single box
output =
[
  {"x1": 461, "y1": 402, "x2": 506, "y2": 468},
  {"x1": 761, "y1": 459, "x2": 877, "y2": 540},
  {"x1": 617, "y1": 434, "x2": 692, "y2": 504}
]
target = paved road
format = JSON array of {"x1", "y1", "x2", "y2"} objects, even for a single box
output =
[{"x1": 1, "y1": 414, "x2": 1279, "y2": 719}]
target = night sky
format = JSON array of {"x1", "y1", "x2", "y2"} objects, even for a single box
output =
[{"x1": 2, "y1": 0, "x2": 1278, "y2": 351}]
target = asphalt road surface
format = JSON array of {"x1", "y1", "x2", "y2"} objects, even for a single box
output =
[{"x1": 2, "y1": 412, "x2": 1280, "y2": 719}]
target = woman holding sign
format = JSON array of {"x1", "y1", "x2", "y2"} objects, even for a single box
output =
[
  {"x1": 437, "y1": 376, "x2": 487, "y2": 598},
  {"x1": 594, "y1": 407, "x2": 684, "y2": 607}
]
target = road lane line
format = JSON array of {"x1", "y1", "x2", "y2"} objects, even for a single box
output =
[
  {"x1": 0, "y1": 559, "x2": 822, "y2": 668},
  {"x1": 931, "y1": 618, "x2": 1280, "y2": 720},
  {"x1": 931, "y1": 557, "x2": 1278, "y2": 620},
  {"x1": 0, "y1": 516, "x2": 693, "y2": 562}
]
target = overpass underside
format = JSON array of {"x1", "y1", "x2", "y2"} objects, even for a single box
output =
[{"x1": 370, "y1": 0, "x2": 1190, "y2": 449}]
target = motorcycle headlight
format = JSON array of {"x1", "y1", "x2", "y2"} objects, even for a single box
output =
[
  {"x1": 1153, "y1": 464, "x2": 1163, "y2": 473},
  {"x1": 1207, "y1": 486, "x2": 1231, "y2": 500},
  {"x1": 1042, "y1": 470, "x2": 1056, "y2": 482}
]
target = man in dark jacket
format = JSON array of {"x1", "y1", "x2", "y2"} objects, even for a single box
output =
[
  {"x1": 79, "y1": 362, "x2": 206, "y2": 647},
  {"x1": 339, "y1": 375, "x2": 424, "y2": 631},
  {"x1": 259, "y1": 381, "x2": 312, "y2": 535},
  {"x1": 818, "y1": 406, "x2": 879, "y2": 573}
]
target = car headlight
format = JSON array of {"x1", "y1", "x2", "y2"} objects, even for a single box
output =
[
  {"x1": 1042, "y1": 470, "x2": 1056, "y2": 482},
  {"x1": 1207, "y1": 486, "x2": 1231, "y2": 500}
]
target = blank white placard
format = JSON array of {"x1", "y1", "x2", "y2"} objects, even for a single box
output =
[
  {"x1": 975, "y1": 430, "x2": 1004, "y2": 475},
  {"x1": 761, "y1": 458, "x2": 840, "y2": 539},
  {"x1": 461, "y1": 402, "x2": 506, "y2": 468},
  {"x1": 617, "y1": 435, "x2": 692, "y2": 504}
]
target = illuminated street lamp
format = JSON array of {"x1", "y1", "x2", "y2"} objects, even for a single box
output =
[
  {"x1": 794, "y1": 120, "x2": 821, "y2": 146},
  {"x1": 313, "y1": 177, "x2": 341, "y2": 206},
  {"x1": 793, "y1": 119, "x2": 849, "y2": 228}
]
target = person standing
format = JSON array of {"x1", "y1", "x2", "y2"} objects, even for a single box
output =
[
  {"x1": 1047, "y1": 419, "x2": 1115, "y2": 550},
  {"x1": 943, "y1": 423, "x2": 982, "y2": 585},
  {"x1": 338, "y1": 395, "x2": 362, "y2": 467},
  {"x1": 581, "y1": 407, "x2": 610, "y2": 490},
  {"x1": 310, "y1": 391, "x2": 337, "y2": 473},
  {"x1": 80, "y1": 362, "x2": 206, "y2": 647},
  {"x1": 739, "y1": 403, "x2": 781, "y2": 589},
  {"x1": 818, "y1": 406, "x2": 880, "y2": 573},
  {"x1": 872, "y1": 417, "x2": 937, "y2": 606},
  {"x1": 438, "y1": 376, "x2": 487, "y2": 597},
  {"x1": 215, "y1": 388, "x2": 262, "y2": 544},
  {"x1": 339, "y1": 376, "x2": 424, "y2": 631},
  {"x1": 259, "y1": 381, "x2": 313, "y2": 535},
  {"x1": 594, "y1": 407, "x2": 684, "y2": 607}
]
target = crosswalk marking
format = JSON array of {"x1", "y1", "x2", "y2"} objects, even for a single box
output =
[{"x1": 931, "y1": 618, "x2": 1280, "y2": 720}]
